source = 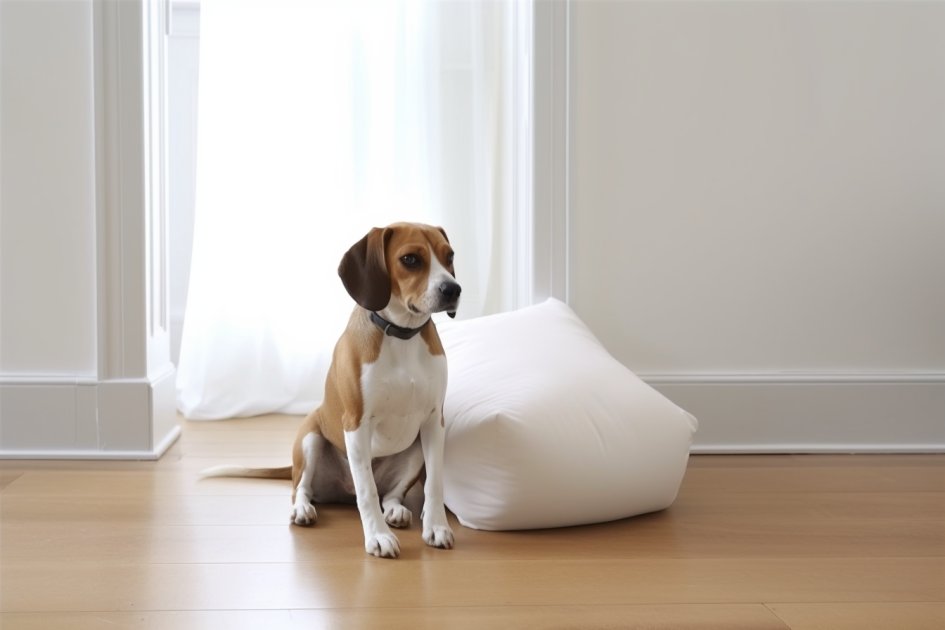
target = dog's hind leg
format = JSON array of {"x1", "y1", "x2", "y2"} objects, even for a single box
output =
[
  {"x1": 374, "y1": 437, "x2": 425, "y2": 529},
  {"x1": 291, "y1": 431, "x2": 322, "y2": 526}
]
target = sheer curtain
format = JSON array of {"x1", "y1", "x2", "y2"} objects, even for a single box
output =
[{"x1": 177, "y1": 0, "x2": 517, "y2": 419}]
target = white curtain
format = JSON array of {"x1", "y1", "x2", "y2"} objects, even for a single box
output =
[{"x1": 177, "y1": 0, "x2": 516, "y2": 419}]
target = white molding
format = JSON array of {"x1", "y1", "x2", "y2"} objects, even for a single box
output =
[
  {"x1": 94, "y1": 0, "x2": 149, "y2": 379},
  {"x1": 532, "y1": 0, "x2": 570, "y2": 303},
  {"x1": 0, "y1": 376, "x2": 100, "y2": 386},
  {"x1": 643, "y1": 372, "x2": 945, "y2": 385},
  {"x1": 645, "y1": 372, "x2": 945, "y2": 454},
  {"x1": 144, "y1": 0, "x2": 173, "y2": 375},
  {"x1": 169, "y1": 1, "x2": 199, "y2": 38},
  {"x1": 693, "y1": 443, "x2": 945, "y2": 455},
  {"x1": 93, "y1": 0, "x2": 172, "y2": 380},
  {"x1": 508, "y1": 0, "x2": 534, "y2": 311},
  {"x1": 0, "y1": 369, "x2": 173, "y2": 387},
  {"x1": 0, "y1": 426, "x2": 181, "y2": 461}
]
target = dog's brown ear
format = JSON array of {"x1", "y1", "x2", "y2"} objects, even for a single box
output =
[
  {"x1": 437, "y1": 227, "x2": 455, "y2": 279},
  {"x1": 338, "y1": 227, "x2": 392, "y2": 312}
]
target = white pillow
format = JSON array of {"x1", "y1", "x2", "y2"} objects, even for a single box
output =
[{"x1": 439, "y1": 298, "x2": 698, "y2": 531}]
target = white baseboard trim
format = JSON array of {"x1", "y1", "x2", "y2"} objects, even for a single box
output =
[
  {"x1": 643, "y1": 372, "x2": 945, "y2": 454},
  {"x1": 691, "y1": 442, "x2": 945, "y2": 455},
  {"x1": 0, "y1": 367, "x2": 180, "y2": 460},
  {"x1": 0, "y1": 426, "x2": 182, "y2": 461},
  {"x1": 643, "y1": 372, "x2": 945, "y2": 385}
]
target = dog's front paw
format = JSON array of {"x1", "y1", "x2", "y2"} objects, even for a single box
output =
[
  {"x1": 384, "y1": 504, "x2": 413, "y2": 529},
  {"x1": 422, "y1": 524, "x2": 454, "y2": 550},
  {"x1": 365, "y1": 532, "x2": 401, "y2": 558},
  {"x1": 290, "y1": 501, "x2": 317, "y2": 527}
]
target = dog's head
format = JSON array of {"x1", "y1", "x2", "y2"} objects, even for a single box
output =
[{"x1": 338, "y1": 222, "x2": 460, "y2": 318}]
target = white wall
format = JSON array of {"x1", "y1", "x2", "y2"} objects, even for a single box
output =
[
  {"x1": 568, "y1": 1, "x2": 945, "y2": 450},
  {"x1": 0, "y1": 0, "x2": 98, "y2": 376}
]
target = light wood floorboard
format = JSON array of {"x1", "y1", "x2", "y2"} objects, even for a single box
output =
[
  {"x1": 1, "y1": 414, "x2": 942, "y2": 628},
  {"x1": 0, "y1": 605, "x2": 792, "y2": 630}
]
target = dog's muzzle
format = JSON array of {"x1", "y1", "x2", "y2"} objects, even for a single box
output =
[{"x1": 439, "y1": 280, "x2": 461, "y2": 318}]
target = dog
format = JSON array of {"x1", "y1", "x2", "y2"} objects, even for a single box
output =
[{"x1": 202, "y1": 222, "x2": 460, "y2": 558}]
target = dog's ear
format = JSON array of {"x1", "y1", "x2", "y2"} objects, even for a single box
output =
[
  {"x1": 338, "y1": 227, "x2": 392, "y2": 312},
  {"x1": 437, "y1": 227, "x2": 456, "y2": 279},
  {"x1": 438, "y1": 227, "x2": 459, "y2": 319}
]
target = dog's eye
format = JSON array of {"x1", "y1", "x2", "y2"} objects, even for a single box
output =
[
  {"x1": 446, "y1": 251, "x2": 455, "y2": 265},
  {"x1": 400, "y1": 254, "x2": 421, "y2": 268}
]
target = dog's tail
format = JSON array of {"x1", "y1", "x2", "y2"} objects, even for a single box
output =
[{"x1": 200, "y1": 465, "x2": 292, "y2": 480}]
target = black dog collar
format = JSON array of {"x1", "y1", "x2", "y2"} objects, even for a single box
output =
[{"x1": 370, "y1": 311, "x2": 430, "y2": 340}]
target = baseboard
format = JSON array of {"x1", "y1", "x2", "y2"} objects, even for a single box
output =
[
  {"x1": 0, "y1": 426, "x2": 182, "y2": 461},
  {"x1": 0, "y1": 367, "x2": 181, "y2": 459},
  {"x1": 643, "y1": 372, "x2": 945, "y2": 454}
]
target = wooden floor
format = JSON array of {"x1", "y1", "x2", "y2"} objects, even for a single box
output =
[{"x1": 1, "y1": 415, "x2": 943, "y2": 629}]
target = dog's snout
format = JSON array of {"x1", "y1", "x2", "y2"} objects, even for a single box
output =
[{"x1": 439, "y1": 281, "x2": 461, "y2": 301}]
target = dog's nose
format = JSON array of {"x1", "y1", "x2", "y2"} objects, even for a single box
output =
[{"x1": 439, "y1": 281, "x2": 461, "y2": 302}]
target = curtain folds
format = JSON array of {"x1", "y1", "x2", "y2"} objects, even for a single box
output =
[{"x1": 176, "y1": 0, "x2": 514, "y2": 419}]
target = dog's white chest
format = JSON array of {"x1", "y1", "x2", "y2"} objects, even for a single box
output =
[{"x1": 360, "y1": 337, "x2": 446, "y2": 457}]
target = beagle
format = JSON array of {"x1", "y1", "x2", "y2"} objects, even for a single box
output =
[{"x1": 203, "y1": 222, "x2": 460, "y2": 558}]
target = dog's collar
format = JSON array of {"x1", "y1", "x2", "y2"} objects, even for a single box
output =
[{"x1": 370, "y1": 311, "x2": 430, "y2": 340}]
